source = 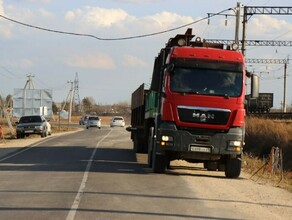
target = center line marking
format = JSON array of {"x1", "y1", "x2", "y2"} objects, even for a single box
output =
[{"x1": 66, "y1": 129, "x2": 113, "y2": 220}]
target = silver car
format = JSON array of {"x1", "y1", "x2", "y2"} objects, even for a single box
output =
[
  {"x1": 86, "y1": 116, "x2": 101, "y2": 129},
  {"x1": 16, "y1": 115, "x2": 51, "y2": 138},
  {"x1": 110, "y1": 116, "x2": 125, "y2": 127}
]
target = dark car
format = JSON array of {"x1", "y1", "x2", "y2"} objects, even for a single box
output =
[
  {"x1": 79, "y1": 115, "x2": 89, "y2": 125},
  {"x1": 16, "y1": 115, "x2": 51, "y2": 139}
]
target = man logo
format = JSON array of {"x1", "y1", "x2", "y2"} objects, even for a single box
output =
[{"x1": 193, "y1": 112, "x2": 215, "y2": 122}]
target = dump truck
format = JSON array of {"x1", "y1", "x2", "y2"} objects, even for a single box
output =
[{"x1": 127, "y1": 29, "x2": 259, "y2": 178}]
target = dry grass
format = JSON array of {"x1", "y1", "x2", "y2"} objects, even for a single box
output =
[
  {"x1": 244, "y1": 117, "x2": 292, "y2": 191},
  {"x1": 243, "y1": 153, "x2": 292, "y2": 192}
]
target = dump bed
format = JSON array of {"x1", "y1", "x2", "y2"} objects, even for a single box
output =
[{"x1": 131, "y1": 84, "x2": 147, "y2": 128}]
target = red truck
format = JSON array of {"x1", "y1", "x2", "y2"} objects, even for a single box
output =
[{"x1": 127, "y1": 29, "x2": 258, "y2": 178}]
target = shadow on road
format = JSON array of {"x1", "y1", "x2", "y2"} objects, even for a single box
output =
[
  {"x1": 0, "y1": 146, "x2": 150, "y2": 174},
  {"x1": 0, "y1": 145, "x2": 245, "y2": 179}
]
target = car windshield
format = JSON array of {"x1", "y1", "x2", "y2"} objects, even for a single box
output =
[
  {"x1": 169, "y1": 66, "x2": 243, "y2": 97},
  {"x1": 113, "y1": 117, "x2": 123, "y2": 121},
  {"x1": 19, "y1": 116, "x2": 42, "y2": 123},
  {"x1": 89, "y1": 116, "x2": 99, "y2": 120}
]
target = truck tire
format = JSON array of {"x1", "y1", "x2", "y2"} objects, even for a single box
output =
[
  {"x1": 133, "y1": 133, "x2": 139, "y2": 153},
  {"x1": 134, "y1": 132, "x2": 147, "y2": 153},
  {"x1": 147, "y1": 127, "x2": 154, "y2": 167},
  {"x1": 152, "y1": 153, "x2": 166, "y2": 173},
  {"x1": 225, "y1": 156, "x2": 241, "y2": 178}
]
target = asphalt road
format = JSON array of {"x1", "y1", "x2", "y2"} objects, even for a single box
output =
[{"x1": 0, "y1": 127, "x2": 291, "y2": 220}]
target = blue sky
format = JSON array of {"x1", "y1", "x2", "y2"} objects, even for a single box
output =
[{"x1": 0, "y1": 0, "x2": 292, "y2": 109}]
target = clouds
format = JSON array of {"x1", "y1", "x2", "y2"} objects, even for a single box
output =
[
  {"x1": 249, "y1": 15, "x2": 292, "y2": 38},
  {"x1": 65, "y1": 7, "x2": 131, "y2": 30},
  {"x1": 122, "y1": 54, "x2": 147, "y2": 67},
  {"x1": 0, "y1": 0, "x2": 3, "y2": 15},
  {"x1": 64, "y1": 52, "x2": 115, "y2": 70},
  {"x1": 64, "y1": 52, "x2": 146, "y2": 70}
]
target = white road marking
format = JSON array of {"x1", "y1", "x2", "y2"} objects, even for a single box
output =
[{"x1": 66, "y1": 129, "x2": 113, "y2": 220}]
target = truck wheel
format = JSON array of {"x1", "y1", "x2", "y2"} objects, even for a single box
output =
[
  {"x1": 133, "y1": 133, "x2": 146, "y2": 153},
  {"x1": 133, "y1": 133, "x2": 139, "y2": 153},
  {"x1": 147, "y1": 127, "x2": 154, "y2": 167},
  {"x1": 152, "y1": 153, "x2": 166, "y2": 173},
  {"x1": 225, "y1": 156, "x2": 241, "y2": 178}
]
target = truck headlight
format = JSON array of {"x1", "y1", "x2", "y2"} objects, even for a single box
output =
[
  {"x1": 162, "y1": 135, "x2": 173, "y2": 142},
  {"x1": 227, "y1": 141, "x2": 242, "y2": 151},
  {"x1": 160, "y1": 135, "x2": 174, "y2": 147}
]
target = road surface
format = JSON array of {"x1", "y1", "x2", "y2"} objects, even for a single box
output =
[{"x1": 0, "y1": 127, "x2": 291, "y2": 220}]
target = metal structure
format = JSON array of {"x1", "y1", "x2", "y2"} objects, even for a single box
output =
[
  {"x1": 204, "y1": 39, "x2": 292, "y2": 48},
  {"x1": 73, "y1": 72, "x2": 81, "y2": 113},
  {"x1": 13, "y1": 75, "x2": 53, "y2": 117},
  {"x1": 242, "y1": 6, "x2": 292, "y2": 56}
]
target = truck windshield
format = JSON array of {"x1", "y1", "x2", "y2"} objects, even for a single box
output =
[{"x1": 170, "y1": 67, "x2": 243, "y2": 97}]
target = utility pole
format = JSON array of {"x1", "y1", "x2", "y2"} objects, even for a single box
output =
[
  {"x1": 24, "y1": 74, "x2": 35, "y2": 89},
  {"x1": 234, "y1": 2, "x2": 241, "y2": 45},
  {"x1": 61, "y1": 81, "x2": 74, "y2": 122},
  {"x1": 283, "y1": 60, "x2": 287, "y2": 112},
  {"x1": 23, "y1": 74, "x2": 35, "y2": 116}
]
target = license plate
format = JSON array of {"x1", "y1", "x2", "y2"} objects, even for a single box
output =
[
  {"x1": 190, "y1": 146, "x2": 211, "y2": 153},
  {"x1": 25, "y1": 130, "x2": 34, "y2": 133}
]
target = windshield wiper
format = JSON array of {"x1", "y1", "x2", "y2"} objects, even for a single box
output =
[{"x1": 178, "y1": 89, "x2": 200, "y2": 95}]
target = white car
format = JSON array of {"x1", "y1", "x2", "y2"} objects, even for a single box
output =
[
  {"x1": 110, "y1": 116, "x2": 125, "y2": 127},
  {"x1": 86, "y1": 116, "x2": 101, "y2": 129}
]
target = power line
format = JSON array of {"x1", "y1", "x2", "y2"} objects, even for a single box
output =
[{"x1": 0, "y1": 8, "x2": 231, "y2": 41}]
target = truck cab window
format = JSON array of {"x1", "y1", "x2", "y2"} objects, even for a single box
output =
[{"x1": 170, "y1": 67, "x2": 242, "y2": 97}]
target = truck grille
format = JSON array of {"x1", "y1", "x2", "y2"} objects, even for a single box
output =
[{"x1": 178, "y1": 106, "x2": 231, "y2": 125}]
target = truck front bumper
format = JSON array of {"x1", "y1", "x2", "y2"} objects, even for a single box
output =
[{"x1": 155, "y1": 122, "x2": 244, "y2": 161}]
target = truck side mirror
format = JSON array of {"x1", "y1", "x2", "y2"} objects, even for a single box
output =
[
  {"x1": 251, "y1": 74, "x2": 259, "y2": 98},
  {"x1": 166, "y1": 63, "x2": 174, "y2": 72}
]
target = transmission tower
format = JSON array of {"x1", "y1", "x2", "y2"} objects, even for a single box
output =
[{"x1": 73, "y1": 72, "x2": 81, "y2": 114}]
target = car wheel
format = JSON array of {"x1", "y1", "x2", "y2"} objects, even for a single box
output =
[{"x1": 16, "y1": 132, "x2": 21, "y2": 139}]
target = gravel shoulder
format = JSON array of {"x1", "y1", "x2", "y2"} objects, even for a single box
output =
[{"x1": 171, "y1": 160, "x2": 292, "y2": 220}]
